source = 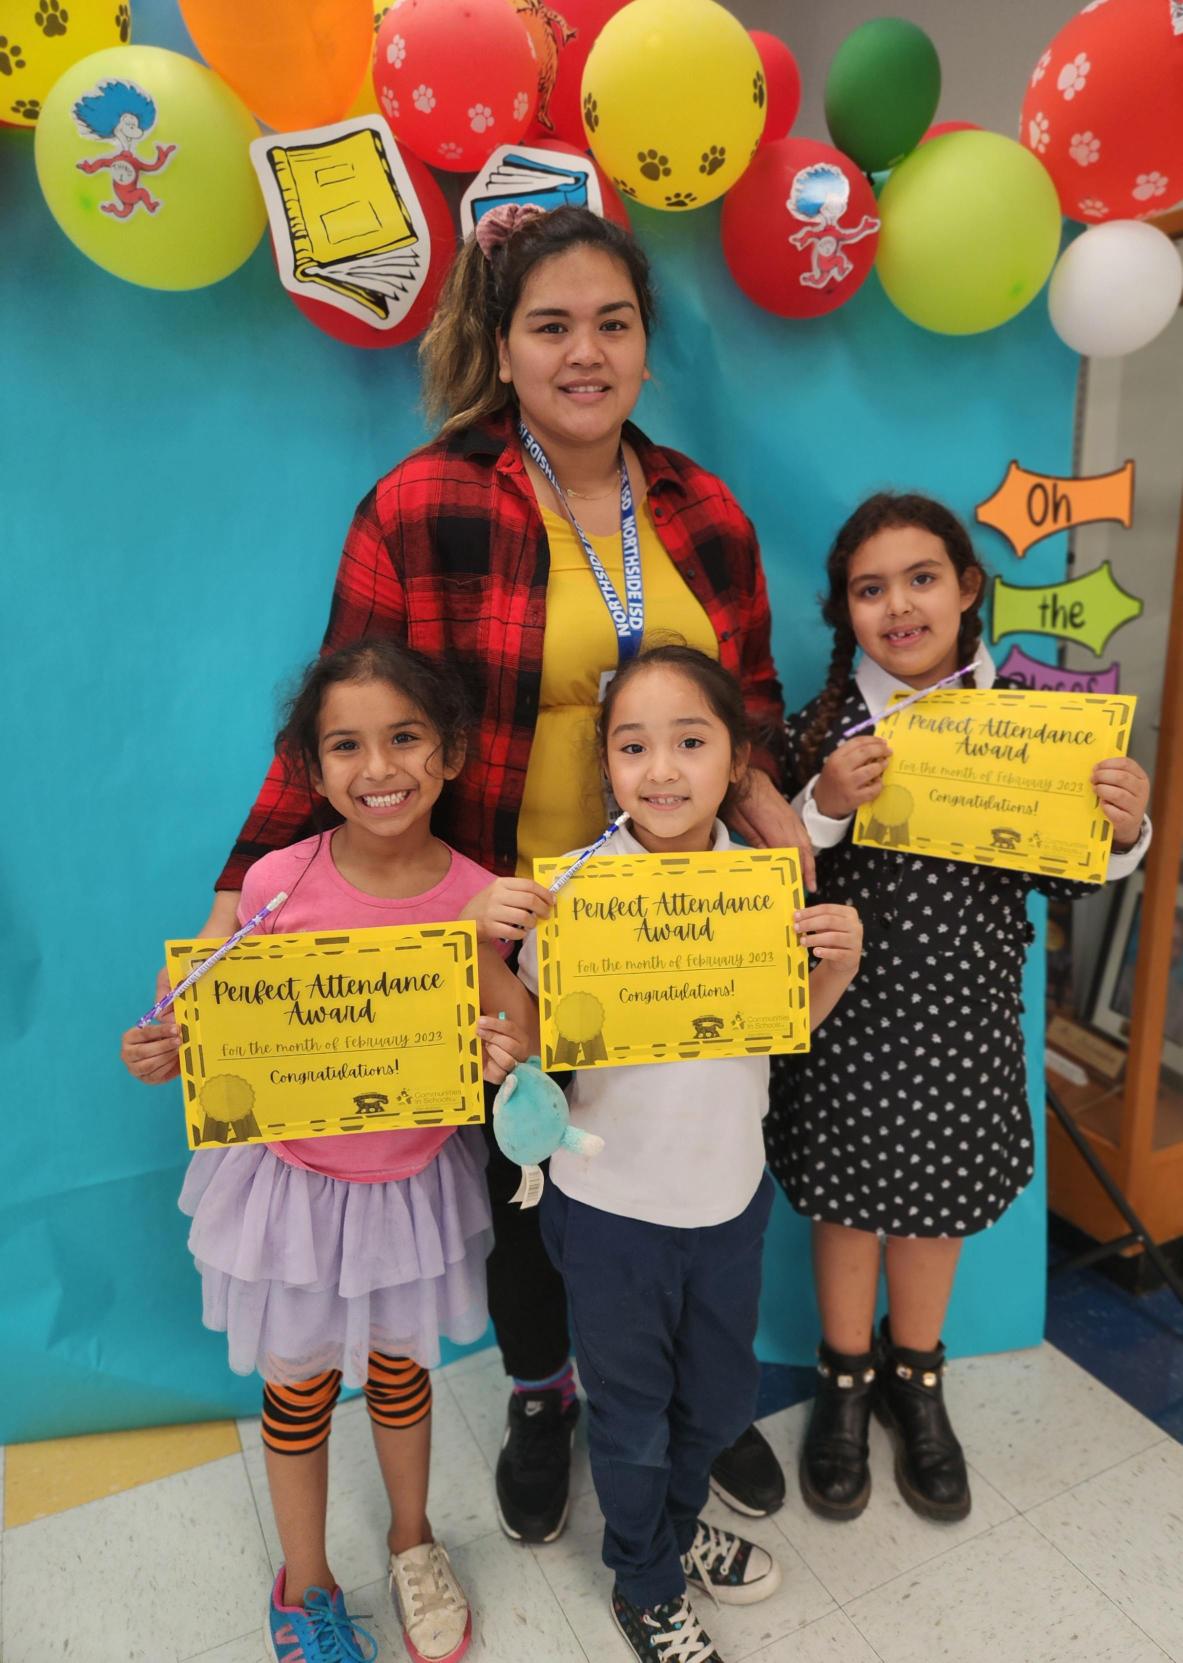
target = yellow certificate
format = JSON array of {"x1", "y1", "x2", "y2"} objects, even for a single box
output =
[
  {"x1": 853, "y1": 688, "x2": 1136, "y2": 882},
  {"x1": 532, "y1": 849, "x2": 810, "y2": 1070},
  {"x1": 165, "y1": 924, "x2": 483, "y2": 1150}
]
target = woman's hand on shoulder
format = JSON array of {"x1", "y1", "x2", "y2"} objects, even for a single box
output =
[
  {"x1": 462, "y1": 878, "x2": 553, "y2": 942},
  {"x1": 795, "y1": 903, "x2": 863, "y2": 980},
  {"x1": 814, "y1": 737, "x2": 891, "y2": 819},
  {"x1": 1092, "y1": 757, "x2": 1150, "y2": 850},
  {"x1": 727, "y1": 769, "x2": 817, "y2": 890}
]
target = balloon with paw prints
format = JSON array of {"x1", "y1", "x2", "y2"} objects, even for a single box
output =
[{"x1": 581, "y1": 0, "x2": 764, "y2": 211}]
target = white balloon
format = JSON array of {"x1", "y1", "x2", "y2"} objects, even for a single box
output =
[{"x1": 1049, "y1": 220, "x2": 1182, "y2": 358}]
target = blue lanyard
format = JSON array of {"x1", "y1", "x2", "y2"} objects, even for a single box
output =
[{"x1": 518, "y1": 420, "x2": 644, "y2": 663}]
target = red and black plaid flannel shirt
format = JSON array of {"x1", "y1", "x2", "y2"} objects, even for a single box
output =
[{"x1": 217, "y1": 412, "x2": 783, "y2": 889}]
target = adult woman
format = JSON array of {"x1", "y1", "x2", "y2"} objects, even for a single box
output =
[{"x1": 155, "y1": 204, "x2": 807, "y2": 1550}]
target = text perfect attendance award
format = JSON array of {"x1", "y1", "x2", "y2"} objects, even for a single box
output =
[
  {"x1": 165, "y1": 923, "x2": 483, "y2": 1150},
  {"x1": 532, "y1": 849, "x2": 810, "y2": 1071},
  {"x1": 853, "y1": 688, "x2": 1136, "y2": 882}
]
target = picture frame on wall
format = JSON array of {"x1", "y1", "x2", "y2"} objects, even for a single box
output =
[{"x1": 1089, "y1": 873, "x2": 1183, "y2": 1082}]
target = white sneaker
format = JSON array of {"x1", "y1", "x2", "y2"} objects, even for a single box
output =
[
  {"x1": 388, "y1": 1540, "x2": 472, "y2": 1663},
  {"x1": 681, "y1": 1519, "x2": 782, "y2": 1606}
]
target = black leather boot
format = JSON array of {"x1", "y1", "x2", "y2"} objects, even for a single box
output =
[
  {"x1": 798, "y1": 1342, "x2": 876, "y2": 1520},
  {"x1": 874, "y1": 1321, "x2": 971, "y2": 1522}
]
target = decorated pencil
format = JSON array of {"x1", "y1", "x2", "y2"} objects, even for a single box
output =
[
  {"x1": 548, "y1": 812, "x2": 630, "y2": 895},
  {"x1": 841, "y1": 661, "x2": 979, "y2": 739},
  {"x1": 135, "y1": 891, "x2": 289, "y2": 1028}
]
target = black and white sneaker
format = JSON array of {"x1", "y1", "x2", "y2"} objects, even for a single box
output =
[
  {"x1": 495, "y1": 1389, "x2": 579, "y2": 1544},
  {"x1": 681, "y1": 1519, "x2": 782, "y2": 1607},
  {"x1": 610, "y1": 1590, "x2": 723, "y2": 1662},
  {"x1": 708, "y1": 1424, "x2": 786, "y2": 1517}
]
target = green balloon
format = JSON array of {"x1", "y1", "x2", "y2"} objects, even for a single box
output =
[
  {"x1": 825, "y1": 18, "x2": 941, "y2": 173},
  {"x1": 876, "y1": 131, "x2": 1064, "y2": 335}
]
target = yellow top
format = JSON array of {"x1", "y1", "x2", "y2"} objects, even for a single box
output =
[{"x1": 515, "y1": 503, "x2": 718, "y2": 874}]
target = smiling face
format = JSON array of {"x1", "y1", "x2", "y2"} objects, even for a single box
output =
[
  {"x1": 114, "y1": 111, "x2": 143, "y2": 146},
  {"x1": 604, "y1": 665, "x2": 747, "y2": 853},
  {"x1": 846, "y1": 525, "x2": 981, "y2": 688},
  {"x1": 496, "y1": 244, "x2": 649, "y2": 454},
  {"x1": 310, "y1": 677, "x2": 461, "y2": 857}
]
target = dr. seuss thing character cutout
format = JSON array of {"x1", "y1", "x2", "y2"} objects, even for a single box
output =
[
  {"x1": 787, "y1": 161, "x2": 878, "y2": 290},
  {"x1": 73, "y1": 79, "x2": 175, "y2": 218}
]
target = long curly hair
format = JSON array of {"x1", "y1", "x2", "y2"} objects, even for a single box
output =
[{"x1": 797, "y1": 493, "x2": 988, "y2": 778}]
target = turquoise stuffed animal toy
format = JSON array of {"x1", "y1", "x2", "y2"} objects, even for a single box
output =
[{"x1": 492, "y1": 1058, "x2": 604, "y2": 1205}]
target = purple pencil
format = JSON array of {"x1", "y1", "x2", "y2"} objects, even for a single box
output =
[
  {"x1": 841, "y1": 662, "x2": 978, "y2": 740},
  {"x1": 135, "y1": 891, "x2": 288, "y2": 1028}
]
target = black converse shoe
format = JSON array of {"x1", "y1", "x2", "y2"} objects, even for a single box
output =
[
  {"x1": 874, "y1": 1322, "x2": 971, "y2": 1523},
  {"x1": 708, "y1": 1424, "x2": 786, "y2": 1517},
  {"x1": 610, "y1": 1590, "x2": 724, "y2": 1662},
  {"x1": 494, "y1": 1389, "x2": 580, "y2": 1544},
  {"x1": 681, "y1": 1519, "x2": 782, "y2": 1606}
]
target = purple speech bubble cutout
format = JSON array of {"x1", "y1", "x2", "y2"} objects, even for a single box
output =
[{"x1": 998, "y1": 645, "x2": 1121, "y2": 695}]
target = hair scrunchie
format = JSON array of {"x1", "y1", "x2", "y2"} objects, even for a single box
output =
[{"x1": 474, "y1": 201, "x2": 548, "y2": 260}]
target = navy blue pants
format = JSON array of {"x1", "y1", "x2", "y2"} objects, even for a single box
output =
[{"x1": 540, "y1": 1174, "x2": 772, "y2": 1608}]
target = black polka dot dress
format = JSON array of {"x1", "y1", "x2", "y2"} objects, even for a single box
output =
[{"x1": 765, "y1": 679, "x2": 1091, "y2": 1239}]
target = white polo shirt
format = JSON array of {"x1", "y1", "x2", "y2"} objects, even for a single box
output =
[{"x1": 517, "y1": 821, "x2": 770, "y2": 1228}]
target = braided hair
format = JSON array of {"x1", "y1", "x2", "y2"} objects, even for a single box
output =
[{"x1": 796, "y1": 492, "x2": 988, "y2": 779}]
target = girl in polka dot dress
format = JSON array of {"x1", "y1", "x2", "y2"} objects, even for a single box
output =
[{"x1": 764, "y1": 493, "x2": 1151, "y2": 1526}]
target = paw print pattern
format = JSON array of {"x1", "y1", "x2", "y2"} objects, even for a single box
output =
[
  {"x1": 34, "y1": 0, "x2": 68, "y2": 36},
  {"x1": 438, "y1": 140, "x2": 463, "y2": 161},
  {"x1": 583, "y1": 92, "x2": 598, "y2": 132},
  {"x1": 612, "y1": 175, "x2": 637, "y2": 199},
  {"x1": 637, "y1": 148, "x2": 671, "y2": 180},
  {"x1": 752, "y1": 70, "x2": 765, "y2": 108},
  {"x1": 1056, "y1": 52, "x2": 1090, "y2": 100},
  {"x1": 699, "y1": 144, "x2": 725, "y2": 176},
  {"x1": 1078, "y1": 198, "x2": 1108, "y2": 218},
  {"x1": 664, "y1": 190, "x2": 697, "y2": 208},
  {"x1": 10, "y1": 96, "x2": 39, "y2": 120},
  {"x1": 1069, "y1": 131, "x2": 1100, "y2": 167},
  {"x1": 513, "y1": 89, "x2": 529, "y2": 122},
  {"x1": 115, "y1": 2, "x2": 129, "y2": 41},
  {"x1": 1027, "y1": 112, "x2": 1050, "y2": 154},
  {"x1": 380, "y1": 88, "x2": 400, "y2": 121},
  {"x1": 468, "y1": 102, "x2": 493, "y2": 134},
  {"x1": 386, "y1": 33, "x2": 406, "y2": 67},
  {"x1": 0, "y1": 36, "x2": 27, "y2": 74},
  {"x1": 1132, "y1": 170, "x2": 1169, "y2": 201},
  {"x1": 1030, "y1": 48, "x2": 1050, "y2": 86},
  {"x1": 412, "y1": 84, "x2": 435, "y2": 113}
]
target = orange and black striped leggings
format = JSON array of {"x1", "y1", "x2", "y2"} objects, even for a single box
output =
[{"x1": 262, "y1": 1353, "x2": 431, "y2": 1455}]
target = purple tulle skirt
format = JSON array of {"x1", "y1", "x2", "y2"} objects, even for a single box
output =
[{"x1": 178, "y1": 1130, "x2": 492, "y2": 1387}]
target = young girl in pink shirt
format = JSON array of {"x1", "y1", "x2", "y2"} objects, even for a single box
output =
[{"x1": 121, "y1": 639, "x2": 537, "y2": 1663}]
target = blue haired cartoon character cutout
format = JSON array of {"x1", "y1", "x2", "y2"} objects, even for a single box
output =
[
  {"x1": 786, "y1": 162, "x2": 878, "y2": 290},
  {"x1": 73, "y1": 79, "x2": 176, "y2": 220}
]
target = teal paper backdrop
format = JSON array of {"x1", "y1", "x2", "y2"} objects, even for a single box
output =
[{"x1": 0, "y1": 5, "x2": 1077, "y2": 1442}]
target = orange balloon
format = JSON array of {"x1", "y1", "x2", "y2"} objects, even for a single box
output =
[{"x1": 179, "y1": 0, "x2": 373, "y2": 130}]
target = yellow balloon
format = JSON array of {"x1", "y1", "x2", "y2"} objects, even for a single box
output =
[
  {"x1": 582, "y1": 0, "x2": 764, "y2": 211},
  {"x1": 0, "y1": 0, "x2": 128, "y2": 129},
  {"x1": 34, "y1": 45, "x2": 265, "y2": 290},
  {"x1": 344, "y1": 0, "x2": 394, "y2": 120}
]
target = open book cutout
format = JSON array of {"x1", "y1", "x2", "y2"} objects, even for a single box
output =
[
  {"x1": 251, "y1": 118, "x2": 431, "y2": 330},
  {"x1": 460, "y1": 144, "x2": 604, "y2": 237}
]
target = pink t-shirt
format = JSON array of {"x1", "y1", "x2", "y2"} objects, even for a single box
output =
[{"x1": 236, "y1": 831, "x2": 501, "y2": 1184}]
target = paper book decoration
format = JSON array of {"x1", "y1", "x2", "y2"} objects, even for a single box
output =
[
  {"x1": 251, "y1": 117, "x2": 431, "y2": 329},
  {"x1": 998, "y1": 645, "x2": 1121, "y2": 696},
  {"x1": 459, "y1": 143, "x2": 603, "y2": 235},
  {"x1": 991, "y1": 562, "x2": 1143, "y2": 655},
  {"x1": 976, "y1": 461, "x2": 1135, "y2": 559}
]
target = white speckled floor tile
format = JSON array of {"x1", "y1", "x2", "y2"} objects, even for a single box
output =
[
  {"x1": 182, "y1": 1631, "x2": 267, "y2": 1663},
  {"x1": 758, "y1": 1401, "x2": 1015, "y2": 1605},
  {"x1": 2, "y1": 1455, "x2": 271, "y2": 1663},
  {"x1": 445, "y1": 1353, "x2": 594, "y2": 1500},
  {"x1": 242, "y1": 1373, "x2": 498, "y2": 1590},
  {"x1": 846, "y1": 1515, "x2": 1170, "y2": 1663},
  {"x1": 746, "y1": 1607, "x2": 883, "y2": 1663},
  {"x1": 948, "y1": 1343, "x2": 1164, "y2": 1511},
  {"x1": 1028, "y1": 1438, "x2": 1183, "y2": 1663}
]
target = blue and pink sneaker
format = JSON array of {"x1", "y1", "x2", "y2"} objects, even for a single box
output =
[{"x1": 266, "y1": 1568, "x2": 379, "y2": 1663}]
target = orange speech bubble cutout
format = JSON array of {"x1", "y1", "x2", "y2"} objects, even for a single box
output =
[{"x1": 976, "y1": 461, "x2": 1134, "y2": 559}]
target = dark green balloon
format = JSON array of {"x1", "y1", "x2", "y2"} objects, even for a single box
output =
[{"x1": 825, "y1": 18, "x2": 941, "y2": 173}]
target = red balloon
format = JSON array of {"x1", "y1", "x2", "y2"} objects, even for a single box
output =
[
  {"x1": 289, "y1": 150, "x2": 456, "y2": 349},
  {"x1": 527, "y1": 137, "x2": 631, "y2": 228},
  {"x1": 511, "y1": 0, "x2": 629, "y2": 147},
  {"x1": 750, "y1": 30, "x2": 801, "y2": 145},
  {"x1": 921, "y1": 120, "x2": 980, "y2": 142},
  {"x1": 1020, "y1": 0, "x2": 1183, "y2": 223},
  {"x1": 374, "y1": 0, "x2": 538, "y2": 172},
  {"x1": 721, "y1": 136, "x2": 880, "y2": 319}
]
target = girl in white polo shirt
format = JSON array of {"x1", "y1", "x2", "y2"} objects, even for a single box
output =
[{"x1": 518, "y1": 644, "x2": 862, "y2": 1663}]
